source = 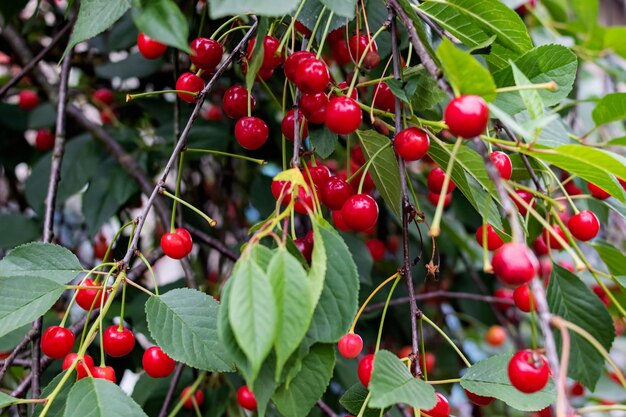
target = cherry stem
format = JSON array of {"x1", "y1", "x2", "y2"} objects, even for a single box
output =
[
  {"x1": 100, "y1": 220, "x2": 135, "y2": 269},
  {"x1": 429, "y1": 137, "x2": 463, "y2": 237},
  {"x1": 374, "y1": 276, "x2": 402, "y2": 352},
  {"x1": 136, "y1": 251, "x2": 159, "y2": 296},
  {"x1": 305, "y1": 6, "x2": 327, "y2": 53},
  {"x1": 533, "y1": 160, "x2": 580, "y2": 214},
  {"x1": 556, "y1": 319, "x2": 571, "y2": 417},
  {"x1": 495, "y1": 81, "x2": 558, "y2": 93},
  {"x1": 421, "y1": 314, "x2": 472, "y2": 368},
  {"x1": 124, "y1": 278, "x2": 156, "y2": 297},
  {"x1": 425, "y1": 378, "x2": 462, "y2": 385},
  {"x1": 350, "y1": 272, "x2": 400, "y2": 333},
  {"x1": 216, "y1": 25, "x2": 252, "y2": 43},
  {"x1": 276, "y1": 0, "x2": 308, "y2": 53},
  {"x1": 197, "y1": 1, "x2": 208, "y2": 37},
  {"x1": 315, "y1": 11, "x2": 335, "y2": 60},
  {"x1": 577, "y1": 405, "x2": 626, "y2": 414},
  {"x1": 419, "y1": 318, "x2": 427, "y2": 380},
  {"x1": 209, "y1": 15, "x2": 241, "y2": 40},
  {"x1": 348, "y1": 138, "x2": 391, "y2": 192},
  {"x1": 506, "y1": 180, "x2": 564, "y2": 210},
  {"x1": 126, "y1": 90, "x2": 198, "y2": 102},
  {"x1": 302, "y1": 164, "x2": 322, "y2": 214},
  {"x1": 171, "y1": 152, "x2": 185, "y2": 233},
  {"x1": 356, "y1": 391, "x2": 372, "y2": 417},
  {"x1": 118, "y1": 280, "x2": 127, "y2": 332},
  {"x1": 529, "y1": 309, "x2": 539, "y2": 350},
  {"x1": 346, "y1": 24, "x2": 388, "y2": 99},
  {"x1": 160, "y1": 188, "x2": 217, "y2": 227},
  {"x1": 185, "y1": 148, "x2": 266, "y2": 165},
  {"x1": 166, "y1": 372, "x2": 207, "y2": 417},
  {"x1": 258, "y1": 77, "x2": 283, "y2": 109}
]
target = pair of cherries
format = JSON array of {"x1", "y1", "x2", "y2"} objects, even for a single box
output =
[
  {"x1": 61, "y1": 353, "x2": 116, "y2": 383},
  {"x1": 221, "y1": 85, "x2": 269, "y2": 150}
]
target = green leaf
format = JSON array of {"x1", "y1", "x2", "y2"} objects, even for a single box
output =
[
  {"x1": 308, "y1": 125, "x2": 337, "y2": 159},
  {"x1": 307, "y1": 220, "x2": 328, "y2": 309},
  {"x1": 34, "y1": 372, "x2": 74, "y2": 417},
  {"x1": 145, "y1": 288, "x2": 233, "y2": 372},
  {"x1": 409, "y1": 67, "x2": 447, "y2": 111},
  {"x1": 339, "y1": 384, "x2": 388, "y2": 417},
  {"x1": 132, "y1": 0, "x2": 190, "y2": 52},
  {"x1": 0, "y1": 214, "x2": 40, "y2": 249},
  {"x1": 306, "y1": 223, "x2": 359, "y2": 343},
  {"x1": 356, "y1": 130, "x2": 402, "y2": 221},
  {"x1": 273, "y1": 344, "x2": 336, "y2": 417},
  {"x1": 245, "y1": 17, "x2": 269, "y2": 91},
  {"x1": 460, "y1": 354, "x2": 556, "y2": 411},
  {"x1": 510, "y1": 62, "x2": 544, "y2": 121},
  {"x1": 0, "y1": 391, "x2": 16, "y2": 407},
  {"x1": 547, "y1": 265, "x2": 615, "y2": 389},
  {"x1": 340, "y1": 232, "x2": 373, "y2": 285},
  {"x1": 297, "y1": 1, "x2": 347, "y2": 39},
  {"x1": 267, "y1": 248, "x2": 312, "y2": 379},
  {"x1": 319, "y1": 0, "x2": 357, "y2": 18},
  {"x1": 0, "y1": 242, "x2": 82, "y2": 283},
  {"x1": 229, "y1": 255, "x2": 277, "y2": 380},
  {"x1": 209, "y1": 0, "x2": 299, "y2": 18},
  {"x1": 493, "y1": 44, "x2": 578, "y2": 115},
  {"x1": 369, "y1": 350, "x2": 436, "y2": 409},
  {"x1": 571, "y1": 0, "x2": 598, "y2": 30},
  {"x1": 64, "y1": 378, "x2": 148, "y2": 417},
  {"x1": 604, "y1": 27, "x2": 626, "y2": 60},
  {"x1": 592, "y1": 92, "x2": 626, "y2": 126},
  {"x1": 436, "y1": 37, "x2": 496, "y2": 100},
  {"x1": 65, "y1": 0, "x2": 131, "y2": 56},
  {"x1": 594, "y1": 241, "x2": 626, "y2": 282}
]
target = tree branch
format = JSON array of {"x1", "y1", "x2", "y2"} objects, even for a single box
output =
[
  {"x1": 0, "y1": 329, "x2": 38, "y2": 382},
  {"x1": 316, "y1": 400, "x2": 339, "y2": 417},
  {"x1": 157, "y1": 363, "x2": 185, "y2": 417}
]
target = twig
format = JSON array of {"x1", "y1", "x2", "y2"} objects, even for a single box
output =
[
  {"x1": 316, "y1": 400, "x2": 339, "y2": 417},
  {"x1": 0, "y1": 330, "x2": 38, "y2": 382},
  {"x1": 363, "y1": 290, "x2": 515, "y2": 313},
  {"x1": 158, "y1": 363, "x2": 185, "y2": 417},
  {"x1": 556, "y1": 319, "x2": 570, "y2": 417}
]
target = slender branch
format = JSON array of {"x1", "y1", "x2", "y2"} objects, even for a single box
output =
[
  {"x1": 556, "y1": 320, "x2": 571, "y2": 417},
  {"x1": 363, "y1": 290, "x2": 515, "y2": 313},
  {"x1": 316, "y1": 400, "x2": 339, "y2": 417},
  {"x1": 158, "y1": 363, "x2": 185, "y2": 417},
  {"x1": 0, "y1": 329, "x2": 38, "y2": 382}
]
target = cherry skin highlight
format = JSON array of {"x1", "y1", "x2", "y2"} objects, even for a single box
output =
[
  {"x1": 325, "y1": 97, "x2": 362, "y2": 135},
  {"x1": 358, "y1": 354, "x2": 374, "y2": 387},
  {"x1": 223, "y1": 85, "x2": 255, "y2": 119},
  {"x1": 62, "y1": 353, "x2": 94, "y2": 380},
  {"x1": 321, "y1": 176, "x2": 355, "y2": 210},
  {"x1": 103, "y1": 325, "x2": 136, "y2": 357},
  {"x1": 513, "y1": 284, "x2": 535, "y2": 313},
  {"x1": 75, "y1": 278, "x2": 108, "y2": 311},
  {"x1": 237, "y1": 386, "x2": 257, "y2": 410},
  {"x1": 175, "y1": 72, "x2": 204, "y2": 103},
  {"x1": 281, "y1": 109, "x2": 308, "y2": 141},
  {"x1": 235, "y1": 116, "x2": 269, "y2": 150},
  {"x1": 137, "y1": 33, "x2": 167, "y2": 60},
  {"x1": 341, "y1": 194, "x2": 379, "y2": 232},
  {"x1": 421, "y1": 392, "x2": 450, "y2": 417},
  {"x1": 489, "y1": 151, "x2": 513, "y2": 180},
  {"x1": 427, "y1": 167, "x2": 455, "y2": 194},
  {"x1": 475, "y1": 224, "x2": 504, "y2": 251},
  {"x1": 189, "y1": 37, "x2": 223, "y2": 71},
  {"x1": 160, "y1": 228, "x2": 193, "y2": 259},
  {"x1": 91, "y1": 365, "x2": 116, "y2": 383}
]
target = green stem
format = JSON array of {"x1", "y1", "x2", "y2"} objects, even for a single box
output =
[
  {"x1": 127, "y1": 90, "x2": 198, "y2": 102},
  {"x1": 135, "y1": 251, "x2": 159, "y2": 296},
  {"x1": 118, "y1": 281, "x2": 127, "y2": 331},
  {"x1": 197, "y1": 1, "x2": 208, "y2": 37},
  {"x1": 419, "y1": 318, "x2": 427, "y2": 380},
  {"x1": 375, "y1": 276, "x2": 402, "y2": 351},
  {"x1": 210, "y1": 15, "x2": 241, "y2": 40},
  {"x1": 281, "y1": 77, "x2": 288, "y2": 171},
  {"x1": 356, "y1": 392, "x2": 372, "y2": 417},
  {"x1": 185, "y1": 148, "x2": 266, "y2": 165},
  {"x1": 160, "y1": 188, "x2": 217, "y2": 227},
  {"x1": 167, "y1": 372, "x2": 207, "y2": 417},
  {"x1": 216, "y1": 26, "x2": 251, "y2": 43},
  {"x1": 421, "y1": 314, "x2": 471, "y2": 368},
  {"x1": 347, "y1": 25, "x2": 388, "y2": 98},
  {"x1": 429, "y1": 137, "x2": 463, "y2": 237},
  {"x1": 315, "y1": 11, "x2": 335, "y2": 59},
  {"x1": 495, "y1": 82, "x2": 557, "y2": 93},
  {"x1": 100, "y1": 221, "x2": 134, "y2": 267},
  {"x1": 305, "y1": 6, "x2": 327, "y2": 52},
  {"x1": 529, "y1": 309, "x2": 538, "y2": 350},
  {"x1": 426, "y1": 378, "x2": 462, "y2": 385},
  {"x1": 277, "y1": 0, "x2": 308, "y2": 52},
  {"x1": 171, "y1": 152, "x2": 185, "y2": 232},
  {"x1": 258, "y1": 77, "x2": 283, "y2": 109},
  {"x1": 577, "y1": 405, "x2": 626, "y2": 414},
  {"x1": 347, "y1": 140, "x2": 391, "y2": 186}
]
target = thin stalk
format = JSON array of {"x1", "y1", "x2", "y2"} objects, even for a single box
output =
[
  {"x1": 421, "y1": 315, "x2": 471, "y2": 368},
  {"x1": 160, "y1": 189, "x2": 217, "y2": 227},
  {"x1": 216, "y1": 26, "x2": 252, "y2": 43},
  {"x1": 210, "y1": 15, "x2": 241, "y2": 40},
  {"x1": 171, "y1": 152, "x2": 185, "y2": 232},
  {"x1": 429, "y1": 137, "x2": 463, "y2": 237},
  {"x1": 276, "y1": 0, "x2": 308, "y2": 52},
  {"x1": 315, "y1": 11, "x2": 335, "y2": 59},
  {"x1": 127, "y1": 90, "x2": 198, "y2": 101},
  {"x1": 166, "y1": 372, "x2": 207, "y2": 417},
  {"x1": 375, "y1": 276, "x2": 402, "y2": 351},
  {"x1": 495, "y1": 82, "x2": 558, "y2": 93},
  {"x1": 186, "y1": 148, "x2": 266, "y2": 165},
  {"x1": 350, "y1": 273, "x2": 400, "y2": 333},
  {"x1": 136, "y1": 251, "x2": 159, "y2": 296},
  {"x1": 305, "y1": 6, "x2": 327, "y2": 52}
]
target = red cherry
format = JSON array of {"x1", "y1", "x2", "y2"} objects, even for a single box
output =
[
  {"x1": 294, "y1": 233, "x2": 314, "y2": 263},
  {"x1": 508, "y1": 349, "x2": 550, "y2": 393},
  {"x1": 161, "y1": 228, "x2": 193, "y2": 259},
  {"x1": 293, "y1": 185, "x2": 318, "y2": 215},
  {"x1": 304, "y1": 164, "x2": 331, "y2": 189},
  {"x1": 92, "y1": 88, "x2": 114, "y2": 106},
  {"x1": 489, "y1": 151, "x2": 512, "y2": 180},
  {"x1": 247, "y1": 36, "x2": 282, "y2": 70},
  {"x1": 284, "y1": 51, "x2": 316, "y2": 82},
  {"x1": 175, "y1": 72, "x2": 204, "y2": 103},
  {"x1": 338, "y1": 333, "x2": 363, "y2": 358},
  {"x1": 143, "y1": 346, "x2": 176, "y2": 378},
  {"x1": 464, "y1": 389, "x2": 494, "y2": 406},
  {"x1": 513, "y1": 284, "x2": 535, "y2": 313},
  {"x1": 294, "y1": 58, "x2": 330, "y2": 94},
  {"x1": 103, "y1": 325, "x2": 136, "y2": 357},
  {"x1": 542, "y1": 225, "x2": 567, "y2": 250},
  {"x1": 294, "y1": 21, "x2": 312, "y2": 36},
  {"x1": 332, "y1": 210, "x2": 350, "y2": 231},
  {"x1": 422, "y1": 392, "x2": 450, "y2": 417},
  {"x1": 325, "y1": 96, "x2": 362, "y2": 135},
  {"x1": 491, "y1": 243, "x2": 539, "y2": 286},
  {"x1": 223, "y1": 85, "x2": 255, "y2": 119},
  {"x1": 444, "y1": 95, "x2": 489, "y2": 139},
  {"x1": 475, "y1": 224, "x2": 504, "y2": 251},
  {"x1": 394, "y1": 128, "x2": 430, "y2": 161},
  {"x1": 341, "y1": 194, "x2": 379, "y2": 232},
  {"x1": 237, "y1": 386, "x2": 257, "y2": 410},
  {"x1": 18, "y1": 90, "x2": 39, "y2": 110},
  {"x1": 41, "y1": 326, "x2": 74, "y2": 359},
  {"x1": 512, "y1": 190, "x2": 536, "y2": 216},
  {"x1": 271, "y1": 180, "x2": 292, "y2": 205},
  {"x1": 567, "y1": 210, "x2": 600, "y2": 241},
  {"x1": 321, "y1": 176, "x2": 354, "y2": 210},
  {"x1": 190, "y1": 37, "x2": 223, "y2": 71},
  {"x1": 365, "y1": 239, "x2": 385, "y2": 261},
  {"x1": 533, "y1": 236, "x2": 549, "y2": 256},
  {"x1": 485, "y1": 325, "x2": 507, "y2": 346},
  {"x1": 100, "y1": 110, "x2": 113, "y2": 124},
  {"x1": 570, "y1": 381, "x2": 584, "y2": 397},
  {"x1": 335, "y1": 81, "x2": 358, "y2": 100},
  {"x1": 331, "y1": 39, "x2": 351, "y2": 66},
  {"x1": 422, "y1": 352, "x2": 436, "y2": 374},
  {"x1": 348, "y1": 34, "x2": 378, "y2": 68},
  {"x1": 137, "y1": 33, "x2": 167, "y2": 59},
  {"x1": 35, "y1": 129, "x2": 55, "y2": 151},
  {"x1": 300, "y1": 92, "x2": 328, "y2": 124},
  {"x1": 181, "y1": 386, "x2": 204, "y2": 409},
  {"x1": 494, "y1": 288, "x2": 514, "y2": 310},
  {"x1": 75, "y1": 278, "x2": 108, "y2": 311},
  {"x1": 539, "y1": 256, "x2": 553, "y2": 280},
  {"x1": 235, "y1": 116, "x2": 269, "y2": 150},
  {"x1": 91, "y1": 365, "x2": 116, "y2": 383},
  {"x1": 588, "y1": 182, "x2": 610, "y2": 200},
  {"x1": 372, "y1": 82, "x2": 396, "y2": 112},
  {"x1": 427, "y1": 167, "x2": 455, "y2": 194},
  {"x1": 62, "y1": 353, "x2": 94, "y2": 380},
  {"x1": 358, "y1": 354, "x2": 375, "y2": 387},
  {"x1": 203, "y1": 105, "x2": 223, "y2": 121},
  {"x1": 427, "y1": 192, "x2": 452, "y2": 208},
  {"x1": 351, "y1": 146, "x2": 366, "y2": 165},
  {"x1": 281, "y1": 109, "x2": 308, "y2": 141}
]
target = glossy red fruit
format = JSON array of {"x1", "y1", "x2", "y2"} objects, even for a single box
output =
[
  {"x1": 175, "y1": 72, "x2": 204, "y2": 103},
  {"x1": 76, "y1": 278, "x2": 108, "y2": 310},
  {"x1": 444, "y1": 95, "x2": 489, "y2": 139},
  {"x1": 366, "y1": 239, "x2": 385, "y2": 261},
  {"x1": 358, "y1": 354, "x2": 375, "y2": 387},
  {"x1": 300, "y1": 92, "x2": 328, "y2": 124},
  {"x1": 235, "y1": 116, "x2": 269, "y2": 150},
  {"x1": 91, "y1": 365, "x2": 116, "y2": 383},
  {"x1": 485, "y1": 325, "x2": 507, "y2": 347},
  {"x1": 223, "y1": 85, "x2": 255, "y2": 119},
  {"x1": 588, "y1": 183, "x2": 611, "y2": 200},
  {"x1": 304, "y1": 164, "x2": 331, "y2": 188},
  {"x1": 475, "y1": 224, "x2": 504, "y2": 251},
  {"x1": 41, "y1": 326, "x2": 74, "y2": 359},
  {"x1": 372, "y1": 82, "x2": 396, "y2": 112},
  {"x1": 294, "y1": 233, "x2": 314, "y2": 263},
  {"x1": 348, "y1": 34, "x2": 379, "y2": 68},
  {"x1": 325, "y1": 97, "x2": 362, "y2": 135},
  {"x1": 247, "y1": 36, "x2": 282, "y2": 70},
  {"x1": 335, "y1": 81, "x2": 358, "y2": 100},
  {"x1": 18, "y1": 90, "x2": 39, "y2": 110},
  {"x1": 542, "y1": 225, "x2": 567, "y2": 250},
  {"x1": 271, "y1": 180, "x2": 292, "y2": 205},
  {"x1": 342, "y1": 194, "x2": 379, "y2": 232},
  {"x1": 508, "y1": 349, "x2": 550, "y2": 393},
  {"x1": 62, "y1": 353, "x2": 94, "y2": 380},
  {"x1": 281, "y1": 109, "x2": 308, "y2": 141},
  {"x1": 422, "y1": 392, "x2": 450, "y2": 417},
  {"x1": 143, "y1": 346, "x2": 176, "y2": 378},
  {"x1": 332, "y1": 210, "x2": 350, "y2": 231},
  {"x1": 137, "y1": 33, "x2": 167, "y2": 59},
  {"x1": 181, "y1": 386, "x2": 204, "y2": 409},
  {"x1": 294, "y1": 58, "x2": 330, "y2": 94},
  {"x1": 321, "y1": 176, "x2": 354, "y2": 210},
  {"x1": 492, "y1": 243, "x2": 539, "y2": 286},
  {"x1": 394, "y1": 128, "x2": 430, "y2": 161},
  {"x1": 338, "y1": 333, "x2": 363, "y2": 358},
  {"x1": 427, "y1": 192, "x2": 452, "y2": 208},
  {"x1": 331, "y1": 39, "x2": 351, "y2": 66},
  {"x1": 237, "y1": 386, "x2": 257, "y2": 410},
  {"x1": 512, "y1": 190, "x2": 536, "y2": 216},
  {"x1": 494, "y1": 287, "x2": 514, "y2": 310},
  {"x1": 190, "y1": 37, "x2": 223, "y2": 71},
  {"x1": 293, "y1": 185, "x2": 318, "y2": 215},
  {"x1": 92, "y1": 88, "x2": 114, "y2": 106},
  {"x1": 351, "y1": 146, "x2": 366, "y2": 165},
  {"x1": 489, "y1": 151, "x2": 512, "y2": 180},
  {"x1": 284, "y1": 51, "x2": 316, "y2": 82},
  {"x1": 568, "y1": 210, "x2": 600, "y2": 241},
  {"x1": 513, "y1": 284, "x2": 535, "y2": 313},
  {"x1": 35, "y1": 129, "x2": 55, "y2": 151},
  {"x1": 427, "y1": 167, "x2": 455, "y2": 194},
  {"x1": 533, "y1": 236, "x2": 549, "y2": 256},
  {"x1": 103, "y1": 325, "x2": 136, "y2": 357},
  {"x1": 161, "y1": 228, "x2": 193, "y2": 259},
  {"x1": 294, "y1": 21, "x2": 312, "y2": 36},
  {"x1": 464, "y1": 389, "x2": 495, "y2": 406}
]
